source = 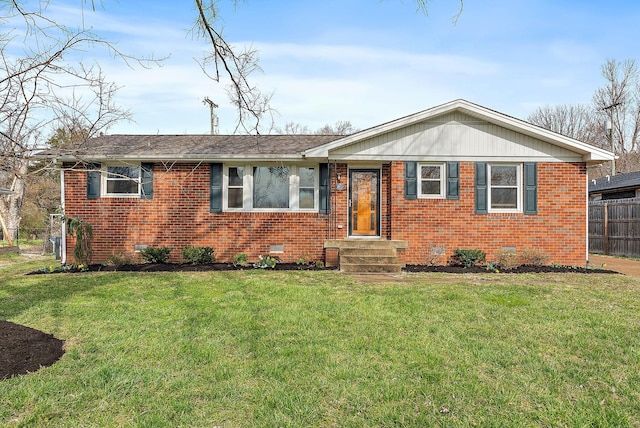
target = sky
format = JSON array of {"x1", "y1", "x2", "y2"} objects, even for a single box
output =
[{"x1": 25, "y1": 0, "x2": 640, "y2": 135}]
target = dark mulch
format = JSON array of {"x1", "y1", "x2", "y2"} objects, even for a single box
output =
[
  {"x1": 28, "y1": 262, "x2": 620, "y2": 275},
  {"x1": 404, "y1": 264, "x2": 620, "y2": 274},
  {"x1": 0, "y1": 320, "x2": 65, "y2": 380},
  {"x1": 27, "y1": 262, "x2": 334, "y2": 274}
]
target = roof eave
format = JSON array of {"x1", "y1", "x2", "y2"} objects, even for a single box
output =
[{"x1": 54, "y1": 153, "x2": 310, "y2": 163}]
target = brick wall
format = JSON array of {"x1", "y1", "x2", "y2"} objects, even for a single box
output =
[
  {"x1": 388, "y1": 161, "x2": 588, "y2": 266},
  {"x1": 63, "y1": 163, "x2": 332, "y2": 265},
  {"x1": 63, "y1": 160, "x2": 588, "y2": 267}
]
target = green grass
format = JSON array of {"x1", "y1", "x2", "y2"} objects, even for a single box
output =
[{"x1": 1, "y1": 258, "x2": 640, "y2": 426}]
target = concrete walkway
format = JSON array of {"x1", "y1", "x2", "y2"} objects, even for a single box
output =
[{"x1": 589, "y1": 254, "x2": 640, "y2": 276}]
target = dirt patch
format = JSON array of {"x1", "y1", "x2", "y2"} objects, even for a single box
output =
[
  {"x1": 588, "y1": 254, "x2": 640, "y2": 276},
  {"x1": 0, "y1": 320, "x2": 65, "y2": 380}
]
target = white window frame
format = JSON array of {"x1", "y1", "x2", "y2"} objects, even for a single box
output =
[
  {"x1": 223, "y1": 164, "x2": 319, "y2": 212},
  {"x1": 418, "y1": 162, "x2": 446, "y2": 199},
  {"x1": 488, "y1": 163, "x2": 522, "y2": 213},
  {"x1": 101, "y1": 163, "x2": 141, "y2": 198}
]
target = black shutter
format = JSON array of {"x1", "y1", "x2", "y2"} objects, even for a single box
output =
[
  {"x1": 319, "y1": 163, "x2": 330, "y2": 214},
  {"x1": 524, "y1": 162, "x2": 538, "y2": 215},
  {"x1": 210, "y1": 163, "x2": 223, "y2": 213},
  {"x1": 141, "y1": 163, "x2": 154, "y2": 199},
  {"x1": 446, "y1": 161, "x2": 459, "y2": 200},
  {"x1": 475, "y1": 162, "x2": 488, "y2": 214},
  {"x1": 404, "y1": 161, "x2": 417, "y2": 200},
  {"x1": 86, "y1": 163, "x2": 101, "y2": 199}
]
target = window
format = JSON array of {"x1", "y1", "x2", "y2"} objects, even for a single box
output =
[
  {"x1": 489, "y1": 164, "x2": 521, "y2": 211},
  {"x1": 103, "y1": 165, "x2": 140, "y2": 196},
  {"x1": 253, "y1": 166, "x2": 291, "y2": 209},
  {"x1": 418, "y1": 163, "x2": 445, "y2": 198},
  {"x1": 299, "y1": 167, "x2": 315, "y2": 209},
  {"x1": 227, "y1": 167, "x2": 244, "y2": 208},
  {"x1": 224, "y1": 164, "x2": 317, "y2": 211}
]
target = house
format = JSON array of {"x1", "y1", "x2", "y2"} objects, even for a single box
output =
[
  {"x1": 46, "y1": 99, "x2": 614, "y2": 270},
  {"x1": 589, "y1": 171, "x2": 640, "y2": 201}
]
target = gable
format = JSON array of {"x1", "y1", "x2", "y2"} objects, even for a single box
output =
[
  {"x1": 303, "y1": 99, "x2": 615, "y2": 164},
  {"x1": 328, "y1": 111, "x2": 584, "y2": 162}
]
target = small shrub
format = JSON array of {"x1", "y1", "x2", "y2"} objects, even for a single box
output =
[
  {"x1": 314, "y1": 261, "x2": 325, "y2": 269},
  {"x1": 495, "y1": 249, "x2": 519, "y2": 269},
  {"x1": 64, "y1": 217, "x2": 93, "y2": 265},
  {"x1": 140, "y1": 246, "x2": 172, "y2": 264},
  {"x1": 253, "y1": 255, "x2": 279, "y2": 269},
  {"x1": 451, "y1": 249, "x2": 486, "y2": 268},
  {"x1": 107, "y1": 252, "x2": 137, "y2": 267},
  {"x1": 296, "y1": 254, "x2": 310, "y2": 266},
  {"x1": 518, "y1": 248, "x2": 549, "y2": 266},
  {"x1": 233, "y1": 252, "x2": 248, "y2": 267},
  {"x1": 182, "y1": 245, "x2": 215, "y2": 264}
]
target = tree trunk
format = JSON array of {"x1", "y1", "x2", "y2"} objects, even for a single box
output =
[{"x1": 0, "y1": 160, "x2": 27, "y2": 245}]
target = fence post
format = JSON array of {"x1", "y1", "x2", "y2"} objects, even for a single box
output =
[{"x1": 603, "y1": 202, "x2": 609, "y2": 255}]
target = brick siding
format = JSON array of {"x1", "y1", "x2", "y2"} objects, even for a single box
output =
[
  {"x1": 389, "y1": 161, "x2": 588, "y2": 266},
  {"x1": 63, "y1": 160, "x2": 588, "y2": 266}
]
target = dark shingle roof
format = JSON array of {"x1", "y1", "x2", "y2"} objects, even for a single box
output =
[
  {"x1": 589, "y1": 171, "x2": 640, "y2": 193},
  {"x1": 39, "y1": 134, "x2": 342, "y2": 161}
]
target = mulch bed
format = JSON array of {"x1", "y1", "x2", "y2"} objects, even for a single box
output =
[
  {"x1": 404, "y1": 264, "x2": 620, "y2": 274},
  {"x1": 0, "y1": 320, "x2": 65, "y2": 380},
  {"x1": 28, "y1": 263, "x2": 620, "y2": 274}
]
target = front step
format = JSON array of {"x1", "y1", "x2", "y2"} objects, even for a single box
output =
[{"x1": 324, "y1": 239, "x2": 408, "y2": 273}]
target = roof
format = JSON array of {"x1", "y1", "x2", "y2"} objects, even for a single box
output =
[
  {"x1": 39, "y1": 134, "x2": 342, "y2": 162},
  {"x1": 38, "y1": 99, "x2": 615, "y2": 165},
  {"x1": 304, "y1": 99, "x2": 615, "y2": 164},
  {"x1": 589, "y1": 171, "x2": 640, "y2": 193}
]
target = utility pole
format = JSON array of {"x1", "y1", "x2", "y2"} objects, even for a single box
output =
[
  {"x1": 203, "y1": 97, "x2": 219, "y2": 135},
  {"x1": 602, "y1": 102, "x2": 621, "y2": 176}
]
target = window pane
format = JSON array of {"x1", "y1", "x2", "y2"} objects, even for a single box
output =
[
  {"x1": 228, "y1": 188, "x2": 243, "y2": 208},
  {"x1": 491, "y1": 188, "x2": 517, "y2": 208},
  {"x1": 107, "y1": 180, "x2": 139, "y2": 194},
  {"x1": 491, "y1": 166, "x2": 517, "y2": 186},
  {"x1": 229, "y1": 167, "x2": 243, "y2": 186},
  {"x1": 299, "y1": 188, "x2": 314, "y2": 209},
  {"x1": 300, "y1": 167, "x2": 315, "y2": 188},
  {"x1": 253, "y1": 166, "x2": 290, "y2": 208},
  {"x1": 107, "y1": 166, "x2": 139, "y2": 180},
  {"x1": 421, "y1": 181, "x2": 441, "y2": 195},
  {"x1": 421, "y1": 165, "x2": 441, "y2": 180}
]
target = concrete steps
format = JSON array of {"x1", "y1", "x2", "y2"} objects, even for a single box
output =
[{"x1": 324, "y1": 239, "x2": 408, "y2": 273}]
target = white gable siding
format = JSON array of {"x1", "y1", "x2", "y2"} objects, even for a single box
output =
[{"x1": 329, "y1": 112, "x2": 582, "y2": 162}]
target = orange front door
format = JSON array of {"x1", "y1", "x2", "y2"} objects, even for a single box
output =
[{"x1": 349, "y1": 170, "x2": 379, "y2": 236}]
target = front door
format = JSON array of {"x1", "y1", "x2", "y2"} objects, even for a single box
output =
[{"x1": 349, "y1": 169, "x2": 380, "y2": 236}]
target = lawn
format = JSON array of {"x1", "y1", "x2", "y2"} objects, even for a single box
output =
[{"x1": 1, "y1": 256, "x2": 640, "y2": 427}]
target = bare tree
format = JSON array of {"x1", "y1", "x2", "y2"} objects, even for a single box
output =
[
  {"x1": 274, "y1": 120, "x2": 358, "y2": 135},
  {"x1": 527, "y1": 104, "x2": 598, "y2": 143},
  {"x1": 592, "y1": 59, "x2": 640, "y2": 174},
  {"x1": 315, "y1": 120, "x2": 358, "y2": 135},
  {"x1": 528, "y1": 59, "x2": 640, "y2": 178},
  {"x1": 0, "y1": 1, "x2": 148, "y2": 245}
]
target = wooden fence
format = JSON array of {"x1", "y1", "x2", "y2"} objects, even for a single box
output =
[{"x1": 589, "y1": 198, "x2": 640, "y2": 257}]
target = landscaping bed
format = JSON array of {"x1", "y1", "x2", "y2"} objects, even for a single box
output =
[
  {"x1": 404, "y1": 264, "x2": 619, "y2": 274},
  {"x1": 29, "y1": 262, "x2": 619, "y2": 274},
  {"x1": 0, "y1": 320, "x2": 64, "y2": 380}
]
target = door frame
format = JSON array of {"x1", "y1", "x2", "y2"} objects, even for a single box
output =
[{"x1": 348, "y1": 168, "x2": 381, "y2": 237}]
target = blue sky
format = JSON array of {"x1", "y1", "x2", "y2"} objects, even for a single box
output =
[{"x1": 37, "y1": 0, "x2": 640, "y2": 135}]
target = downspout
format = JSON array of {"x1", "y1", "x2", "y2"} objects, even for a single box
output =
[
  {"x1": 60, "y1": 166, "x2": 66, "y2": 265},
  {"x1": 585, "y1": 171, "x2": 589, "y2": 268}
]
